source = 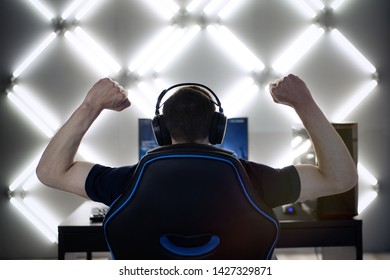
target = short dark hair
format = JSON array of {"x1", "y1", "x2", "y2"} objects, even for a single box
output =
[{"x1": 162, "y1": 86, "x2": 216, "y2": 143}]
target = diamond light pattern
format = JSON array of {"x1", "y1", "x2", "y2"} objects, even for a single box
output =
[{"x1": 7, "y1": 0, "x2": 378, "y2": 242}]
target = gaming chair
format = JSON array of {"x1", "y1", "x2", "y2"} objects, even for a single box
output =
[{"x1": 103, "y1": 144, "x2": 279, "y2": 259}]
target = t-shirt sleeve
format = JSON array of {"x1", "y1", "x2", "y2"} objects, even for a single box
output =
[
  {"x1": 240, "y1": 160, "x2": 301, "y2": 208},
  {"x1": 85, "y1": 164, "x2": 137, "y2": 206}
]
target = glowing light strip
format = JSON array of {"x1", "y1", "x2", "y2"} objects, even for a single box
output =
[
  {"x1": 330, "y1": 0, "x2": 349, "y2": 10},
  {"x1": 137, "y1": 27, "x2": 185, "y2": 76},
  {"x1": 7, "y1": 91, "x2": 56, "y2": 138},
  {"x1": 223, "y1": 78, "x2": 259, "y2": 116},
  {"x1": 285, "y1": 0, "x2": 318, "y2": 19},
  {"x1": 23, "y1": 197, "x2": 60, "y2": 238},
  {"x1": 186, "y1": 0, "x2": 208, "y2": 12},
  {"x1": 22, "y1": 173, "x2": 40, "y2": 192},
  {"x1": 155, "y1": 25, "x2": 201, "y2": 73},
  {"x1": 129, "y1": 26, "x2": 175, "y2": 73},
  {"x1": 9, "y1": 156, "x2": 40, "y2": 192},
  {"x1": 139, "y1": 81, "x2": 160, "y2": 99},
  {"x1": 74, "y1": 27, "x2": 121, "y2": 74},
  {"x1": 331, "y1": 29, "x2": 376, "y2": 74},
  {"x1": 218, "y1": 0, "x2": 245, "y2": 19},
  {"x1": 272, "y1": 24, "x2": 324, "y2": 74},
  {"x1": 292, "y1": 139, "x2": 312, "y2": 160},
  {"x1": 128, "y1": 89, "x2": 155, "y2": 117},
  {"x1": 207, "y1": 25, "x2": 265, "y2": 72},
  {"x1": 75, "y1": 0, "x2": 105, "y2": 20},
  {"x1": 291, "y1": 135, "x2": 303, "y2": 148},
  {"x1": 64, "y1": 31, "x2": 110, "y2": 76},
  {"x1": 10, "y1": 197, "x2": 57, "y2": 243},
  {"x1": 13, "y1": 32, "x2": 57, "y2": 78},
  {"x1": 61, "y1": 0, "x2": 84, "y2": 20},
  {"x1": 358, "y1": 190, "x2": 378, "y2": 214},
  {"x1": 142, "y1": 0, "x2": 180, "y2": 20},
  {"x1": 204, "y1": 0, "x2": 228, "y2": 15},
  {"x1": 12, "y1": 85, "x2": 59, "y2": 131},
  {"x1": 332, "y1": 80, "x2": 377, "y2": 122},
  {"x1": 358, "y1": 163, "x2": 378, "y2": 186},
  {"x1": 25, "y1": 0, "x2": 55, "y2": 21},
  {"x1": 78, "y1": 142, "x2": 111, "y2": 163},
  {"x1": 306, "y1": 0, "x2": 325, "y2": 11}
]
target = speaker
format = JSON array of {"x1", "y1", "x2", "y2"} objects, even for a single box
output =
[
  {"x1": 152, "y1": 83, "x2": 227, "y2": 146},
  {"x1": 316, "y1": 123, "x2": 358, "y2": 219}
]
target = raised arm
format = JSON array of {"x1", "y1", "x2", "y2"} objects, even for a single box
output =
[
  {"x1": 36, "y1": 78, "x2": 130, "y2": 198},
  {"x1": 269, "y1": 74, "x2": 358, "y2": 202}
]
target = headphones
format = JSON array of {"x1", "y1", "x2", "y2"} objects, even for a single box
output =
[{"x1": 152, "y1": 83, "x2": 227, "y2": 146}]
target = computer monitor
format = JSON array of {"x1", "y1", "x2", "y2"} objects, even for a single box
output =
[{"x1": 139, "y1": 117, "x2": 248, "y2": 160}]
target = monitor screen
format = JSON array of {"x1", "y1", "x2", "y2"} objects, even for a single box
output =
[{"x1": 138, "y1": 117, "x2": 248, "y2": 160}]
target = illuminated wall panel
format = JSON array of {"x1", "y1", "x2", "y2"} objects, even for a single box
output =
[{"x1": 4, "y1": 0, "x2": 380, "y2": 244}]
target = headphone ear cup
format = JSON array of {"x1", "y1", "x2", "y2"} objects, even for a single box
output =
[
  {"x1": 152, "y1": 115, "x2": 172, "y2": 146},
  {"x1": 209, "y1": 112, "x2": 227, "y2": 145}
]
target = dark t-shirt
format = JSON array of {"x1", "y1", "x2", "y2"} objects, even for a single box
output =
[{"x1": 85, "y1": 159, "x2": 300, "y2": 208}]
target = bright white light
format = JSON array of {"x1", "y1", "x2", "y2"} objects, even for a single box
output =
[
  {"x1": 12, "y1": 85, "x2": 59, "y2": 131},
  {"x1": 285, "y1": 0, "x2": 318, "y2": 19},
  {"x1": 74, "y1": 27, "x2": 121, "y2": 74},
  {"x1": 306, "y1": 0, "x2": 325, "y2": 11},
  {"x1": 78, "y1": 143, "x2": 109, "y2": 163},
  {"x1": 9, "y1": 156, "x2": 40, "y2": 192},
  {"x1": 75, "y1": 0, "x2": 105, "y2": 20},
  {"x1": 13, "y1": 32, "x2": 57, "y2": 78},
  {"x1": 129, "y1": 26, "x2": 175, "y2": 73},
  {"x1": 23, "y1": 197, "x2": 60, "y2": 239},
  {"x1": 7, "y1": 90, "x2": 57, "y2": 138},
  {"x1": 330, "y1": 0, "x2": 349, "y2": 10},
  {"x1": 10, "y1": 197, "x2": 57, "y2": 243},
  {"x1": 128, "y1": 89, "x2": 155, "y2": 117},
  {"x1": 155, "y1": 25, "x2": 201, "y2": 73},
  {"x1": 186, "y1": 0, "x2": 208, "y2": 12},
  {"x1": 204, "y1": 0, "x2": 228, "y2": 15},
  {"x1": 61, "y1": 0, "x2": 84, "y2": 20},
  {"x1": 272, "y1": 24, "x2": 324, "y2": 74},
  {"x1": 218, "y1": 0, "x2": 246, "y2": 19},
  {"x1": 292, "y1": 139, "x2": 312, "y2": 160},
  {"x1": 137, "y1": 82, "x2": 159, "y2": 104},
  {"x1": 65, "y1": 31, "x2": 110, "y2": 77},
  {"x1": 291, "y1": 135, "x2": 303, "y2": 148},
  {"x1": 223, "y1": 78, "x2": 259, "y2": 117},
  {"x1": 22, "y1": 174, "x2": 40, "y2": 192},
  {"x1": 358, "y1": 190, "x2": 378, "y2": 214},
  {"x1": 332, "y1": 80, "x2": 377, "y2": 122},
  {"x1": 25, "y1": 0, "x2": 55, "y2": 20},
  {"x1": 142, "y1": 0, "x2": 180, "y2": 20},
  {"x1": 331, "y1": 29, "x2": 376, "y2": 74},
  {"x1": 137, "y1": 27, "x2": 185, "y2": 76},
  {"x1": 153, "y1": 78, "x2": 169, "y2": 91},
  {"x1": 207, "y1": 25, "x2": 265, "y2": 72},
  {"x1": 358, "y1": 162, "x2": 378, "y2": 186}
]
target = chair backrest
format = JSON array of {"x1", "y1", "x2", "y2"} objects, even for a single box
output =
[{"x1": 103, "y1": 144, "x2": 279, "y2": 259}]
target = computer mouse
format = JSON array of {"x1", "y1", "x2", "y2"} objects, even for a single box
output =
[{"x1": 282, "y1": 204, "x2": 296, "y2": 214}]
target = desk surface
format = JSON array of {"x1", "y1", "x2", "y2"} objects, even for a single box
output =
[{"x1": 59, "y1": 201, "x2": 362, "y2": 259}]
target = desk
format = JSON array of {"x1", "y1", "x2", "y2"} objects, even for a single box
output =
[{"x1": 58, "y1": 201, "x2": 362, "y2": 260}]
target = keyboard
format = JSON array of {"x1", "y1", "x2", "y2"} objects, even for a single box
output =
[{"x1": 89, "y1": 206, "x2": 108, "y2": 223}]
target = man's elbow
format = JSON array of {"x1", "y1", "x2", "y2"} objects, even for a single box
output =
[
  {"x1": 335, "y1": 168, "x2": 358, "y2": 194},
  {"x1": 36, "y1": 164, "x2": 55, "y2": 188}
]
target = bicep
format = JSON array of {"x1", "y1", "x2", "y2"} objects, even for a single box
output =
[
  {"x1": 62, "y1": 161, "x2": 95, "y2": 199},
  {"x1": 295, "y1": 164, "x2": 336, "y2": 202}
]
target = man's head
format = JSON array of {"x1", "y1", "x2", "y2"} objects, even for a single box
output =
[{"x1": 162, "y1": 86, "x2": 216, "y2": 144}]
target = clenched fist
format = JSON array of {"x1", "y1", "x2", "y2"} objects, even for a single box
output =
[
  {"x1": 269, "y1": 74, "x2": 313, "y2": 109},
  {"x1": 84, "y1": 78, "x2": 131, "y2": 112}
]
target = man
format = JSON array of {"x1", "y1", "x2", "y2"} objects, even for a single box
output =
[{"x1": 36, "y1": 74, "x2": 357, "y2": 208}]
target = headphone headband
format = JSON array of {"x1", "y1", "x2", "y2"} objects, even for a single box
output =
[{"x1": 155, "y1": 83, "x2": 224, "y2": 115}]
